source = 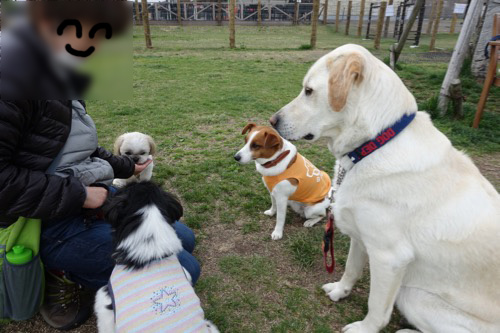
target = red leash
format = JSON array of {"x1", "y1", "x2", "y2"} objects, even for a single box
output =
[
  {"x1": 322, "y1": 165, "x2": 345, "y2": 274},
  {"x1": 322, "y1": 210, "x2": 335, "y2": 274}
]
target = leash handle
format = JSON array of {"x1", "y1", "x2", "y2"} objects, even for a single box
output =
[{"x1": 322, "y1": 212, "x2": 335, "y2": 274}]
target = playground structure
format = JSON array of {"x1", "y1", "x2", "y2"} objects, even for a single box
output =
[{"x1": 392, "y1": 0, "x2": 425, "y2": 45}]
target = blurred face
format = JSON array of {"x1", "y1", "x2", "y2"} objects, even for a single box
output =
[
  {"x1": 37, "y1": 17, "x2": 109, "y2": 65},
  {"x1": 1, "y1": 1, "x2": 132, "y2": 99}
]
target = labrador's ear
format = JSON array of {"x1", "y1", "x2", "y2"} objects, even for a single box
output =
[
  {"x1": 146, "y1": 135, "x2": 157, "y2": 155},
  {"x1": 242, "y1": 123, "x2": 257, "y2": 135},
  {"x1": 327, "y1": 52, "x2": 364, "y2": 112},
  {"x1": 263, "y1": 131, "x2": 281, "y2": 149},
  {"x1": 113, "y1": 134, "x2": 126, "y2": 155}
]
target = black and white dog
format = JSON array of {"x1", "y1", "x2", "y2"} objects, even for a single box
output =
[{"x1": 94, "y1": 182, "x2": 218, "y2": 333}]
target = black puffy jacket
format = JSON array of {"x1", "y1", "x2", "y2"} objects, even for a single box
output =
[{"x1": 0, "y1": 100, "x2": 135, "y2": 226}]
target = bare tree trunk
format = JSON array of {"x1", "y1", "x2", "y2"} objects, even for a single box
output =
[
  {"x1": 229, "y1": 0, "x2": 236, "y2": 48},
  {"x1": 294, "y1": 1, "x2": 299, "y2": 25},
  {"x1": 335, "y1": 0, "x2": 340, "y2": 32},
  {"x1": 429, "y1": 0, "x2": 444, "y2": 50},
  {"x1": 345, "y1": 0, "x2": 352, "y2": 35},
  {"x1": 323, "y1": 0, "x2": 329, "y2": 25},
  {"x1": 383, "y1": 0, "x2": 393, "y2": 37},
  {"x1": 217, "y1": 0, "x2": 222, "y2": 26},
  {"x1": 135, "y1": 0, "x2": 141, "y2": 25},
  {"x1": 177, "y1": 0, "x2": 182, "y2": 25},
  {"x1": 450, "y1": 13, "x2": 457, "y2": 34},
  {"x1": 374, "y1": 1, "x2": 387, "y2": 49},
  {"x1": 389, "y1": 0, "x2": 425, "y2": 69},
  {"x1": 311, "y1": 0, "x2": 320, "y2": 48},
  {"x1": 358, "y1": 0, "x2": 366, "y2": 36},
  {"x1": 438, "y1": 0, "x2": 483, "y2": 114},
  {"x1": 426, "y1": 0, "x2": 437, "y2": 35},
  {"x1": 141, "y1": 0, "x2": 152, "y2": 48},
  {"x1": 449, "y1": 79, "x2": 464, "y2": 119},
  {"x1": 258, "y1": 0, "x2": 262, "y2": 27}
]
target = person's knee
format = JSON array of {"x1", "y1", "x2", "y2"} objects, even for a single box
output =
[
  {"x1": 177, "y1": 250, "x2": 201, "y2": 285},
  {"x1": 41, "y1": 219, "x2": 115, "y2": 289},
  {"x1": 173, "y1": 221, "x2": 196, "y2": 254}
]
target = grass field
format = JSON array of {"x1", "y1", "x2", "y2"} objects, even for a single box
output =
[{"x1": 4, "y1": 25, "x2": 499, "y2": 333}]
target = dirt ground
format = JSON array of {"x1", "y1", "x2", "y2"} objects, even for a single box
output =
[{"x1": 3, "y1": 153, "x2": 499, "y2": 333}]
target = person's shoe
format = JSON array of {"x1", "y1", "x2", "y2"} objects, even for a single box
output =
[{"x1": 39, "y1": 271, "x2": 94, "y2": 331}]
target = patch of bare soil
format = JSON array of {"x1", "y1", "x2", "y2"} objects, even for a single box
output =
[
  {"x1": 473, "y1": 152, "x2": 500, "y2": 190},
  {"x1": 4, "y1": 315, "x2": 97, "y2": 333}
]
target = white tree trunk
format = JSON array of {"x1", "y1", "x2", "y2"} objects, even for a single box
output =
[
  {"x1": 471, "y1": 0, "x2": 499, "y2": 78},
  {"x1": 437, "y1": 0, "x2": 483, "y2": 115}
]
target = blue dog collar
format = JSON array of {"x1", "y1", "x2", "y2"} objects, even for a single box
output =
[{"x1": 347, "y1": 113, "x2": 416, "y2": 164}]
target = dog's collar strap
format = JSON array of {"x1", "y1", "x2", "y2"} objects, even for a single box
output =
[
  {"x1": 261, "y1": 150, "x2": 291, "y2": 168},
  {"x1": 347, "y1": 113, "x2": 416, "y2": 164}
]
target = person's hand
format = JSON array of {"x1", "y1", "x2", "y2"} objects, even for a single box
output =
[
  {"x1": 83, "y1": 187, "x2": 108, "y2": 209},
  {"x1": 134, "y1": 159, "x2": 153, "y2": 176}
]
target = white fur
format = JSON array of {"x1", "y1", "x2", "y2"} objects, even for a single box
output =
[
  {"x1": 236, "y1": 135, "x2": 329, "y2": 240},
  {"x1": 113, "y1": 132, "x2": 155, "y2": 187},
  {"x1": 274, "y1": 44, "x2": 500, "y2": 332},
  {"x1": 116, "y1": 205, "x2": 183, "y2": 266},
  {"x1": 95, "y1": 287, "x2": 116, "y2": 333},
  {"x1": 94, "y1": 205, "x2": 219, "y2": 333}
]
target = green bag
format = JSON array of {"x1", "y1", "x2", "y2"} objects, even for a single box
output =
[{"x1": 0, "y1": 217, "x2": 44, "y2": 321}]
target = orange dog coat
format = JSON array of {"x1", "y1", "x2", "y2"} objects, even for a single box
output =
[{"x1": 263, "y1": 153, "x2": 331, "y2": 204}]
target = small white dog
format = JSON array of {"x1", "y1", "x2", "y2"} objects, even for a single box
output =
[
  {"x1": 234, "y1": 123, "x2": 331, "y2": 240},
  {"x1": 271, "y1": 44, "x2": 500, "y2": 332},
  {"x1": 113, "y1": 132, "x2": 156, "y2": 187},
  {"x1": 94, "y1": 182, "x2": 219, "y2": 333}
]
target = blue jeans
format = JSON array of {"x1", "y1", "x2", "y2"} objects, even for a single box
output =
[{"x1": 40, "y1": 218, "x2": 200, "y2": 289}]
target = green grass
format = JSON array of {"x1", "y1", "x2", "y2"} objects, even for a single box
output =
[
  {"x1": 5, "y1": 25, "x2": 499, "y2": 333},
  {"x1": 110, "y1": 26, "x2": 497, "y2": 333},
  {"x1": 95, "y1": 26, "x2": 499, "y2": 333}
]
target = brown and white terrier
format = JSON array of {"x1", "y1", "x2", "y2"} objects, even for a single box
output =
[{"x1": 234, "y1": 123, "x2": 331, "y2": 240}]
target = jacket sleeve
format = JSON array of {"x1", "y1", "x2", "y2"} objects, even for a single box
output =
[
  {"x1": 0, "y1": 101, "x2": 87, "y2": 221},
  {"x1": 92, "y1": 147, "x2": 135, "y2": 179}
]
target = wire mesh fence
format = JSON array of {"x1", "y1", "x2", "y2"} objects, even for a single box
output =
[
  {"x1": 133, "y1": 0, "x2": 469, "y2": 25},
  {"x1": 132, "y1": 0, "x2": 467, "y2": 53}
]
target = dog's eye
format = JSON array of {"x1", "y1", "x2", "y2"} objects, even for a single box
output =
[
  {"x1": 139, "y1": 151, "x2": 146, "y2": 155},
  {"x1": 125, "y1": 151, "x2": 131, "y2": 155},
  {"x1": 304, "y1": 87, "x2": 313, "y2": 96},
  {"x1": 251, "y1": 143, "x2": 260, "y2": 149}
]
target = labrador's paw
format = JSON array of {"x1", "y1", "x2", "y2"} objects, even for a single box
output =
[
  {"x1": 271, "y1": 229, "x2": 283, "y2": 240},
  {"x1": 322, "y1": 282, "x2": 351, "y2": 302},
  {"x1": 342, "y1": 321, "x2": 374, "y2": 333},
  {"x1": 264, "y1": 209, "x2": 276, "y2": 217}
]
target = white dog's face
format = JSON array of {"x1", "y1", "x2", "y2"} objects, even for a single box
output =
[
  {"x1": 114, "y1": 132, "x2": 156, "y2": 164},
  {"x1": 271, "y1": 44, "x2": 368, "y2": 142}
]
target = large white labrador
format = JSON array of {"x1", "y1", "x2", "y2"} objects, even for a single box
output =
[{"x1": 270, "y1": 44, "x2": 500, "y2": 333}]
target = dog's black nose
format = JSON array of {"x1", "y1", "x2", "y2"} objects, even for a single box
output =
[
  {"x1": 234, "y1": 154, "x2": 241, "y2": 162},
  {"x1": 269, "y1": 114, "x2": 280, "y2": 128},
  {"x1": 132, "y1": 157, "x2": 140, "y2": 163}
]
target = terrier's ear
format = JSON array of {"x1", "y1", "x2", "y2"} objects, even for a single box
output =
[
  {"x1": 146, "y1": 135, "x2": 157, "y2": 155},
  {"x1": 263, "y1": 131, "x2": 281, "y2": 148},
  {"x1": 242, "y1": 123, "x2": 257, "y2": 135},
  {"x1": 113, "y1": 134, "x2": 126, "y2": 155},
  {"x1": 327, "y1": 52, "x2": 365, "y2": 112}
]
